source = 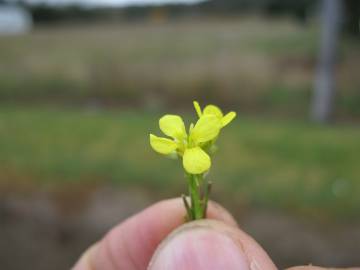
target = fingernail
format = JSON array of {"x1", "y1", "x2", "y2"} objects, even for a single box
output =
[{"x1": 148, "y1": 226, "x2": 250, "y2": 270}]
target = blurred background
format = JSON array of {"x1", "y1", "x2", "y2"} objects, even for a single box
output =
[{"x1": 0, "y1": 0, "x2": 359, "y2": 269}]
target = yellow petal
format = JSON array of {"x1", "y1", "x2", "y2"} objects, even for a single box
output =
[
  {"x1": 159, "y1": 114, "x2": 187, "y2": 140},
  {"x1": 193, "y1": 101, "x2": 202, "y2": 118},
  {"x1": 183, "y1": 147, "x2": 211, "y2": 174},
  {"x1": 203, "y1": 104, "x2": 223, "y2": 119},
  {"x1": 149, "y1": 134, "x2": 177, "y2": 155},
  {"x1": 222, "y1": 111, "x2": 236, "y2": 127},
  {"x1": 190, "y1": 115, "x2": 221, "y2": 144}
]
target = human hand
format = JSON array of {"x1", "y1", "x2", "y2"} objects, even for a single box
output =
[{"x1": 73, "y1": 198, "x2": 359, "y2": 270}]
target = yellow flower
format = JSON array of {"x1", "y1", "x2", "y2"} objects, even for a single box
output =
[
  {"x1": 193, "y1": 101, "x2": 236, "y2": 127},
  {"x1": 150, "y1": 114, "x2": 221, "y2": 174}
]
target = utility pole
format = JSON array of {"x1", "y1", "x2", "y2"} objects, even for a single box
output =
[{"x1": 311, "y1": 0, "x2": 342, "y2": 123}]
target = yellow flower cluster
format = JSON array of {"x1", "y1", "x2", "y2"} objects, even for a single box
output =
[{"x1": 150, "y1": 101, "x2": 236, "y2": 174}]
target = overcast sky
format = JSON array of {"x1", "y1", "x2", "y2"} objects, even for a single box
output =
[{"x1": 20, "y1": 0, "x2": 204, "y2": 7}]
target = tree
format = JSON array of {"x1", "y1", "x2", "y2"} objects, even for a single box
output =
[
  {"x1": 311, "y1": 0, "x2": 342, "y2": 123},
  {"x1": 343, "y1": 0, "x2": 360, "y2": 37}
]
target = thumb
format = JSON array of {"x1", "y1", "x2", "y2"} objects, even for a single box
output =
[{"x1": 148, "y1": 219, "x2": 277, "y2": 270}]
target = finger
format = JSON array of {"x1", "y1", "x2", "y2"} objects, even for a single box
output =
[
  {"x1": 73, "y1": 198, "x2": 237, "y2": 270},
  {"x1": 148, "y1": 219, "x2": 277, "y2": 270},
  {"x1": 287, "y1": 266, "x2": 360, "y2": 270}
]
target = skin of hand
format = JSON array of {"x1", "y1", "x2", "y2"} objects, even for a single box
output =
[{"x1": 73, "y1": 198, "x2": 359, "y2": 270}]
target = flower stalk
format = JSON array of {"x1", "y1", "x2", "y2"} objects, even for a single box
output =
[{"x1": 187, "y1": 173, "x2": 203, "y2": 220}]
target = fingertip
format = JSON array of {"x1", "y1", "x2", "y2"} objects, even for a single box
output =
[
  {"x1": 149, "y1": 219, "x2": 277, "y2": 270},
  {"x1": 207, "y1": 200, "x2": 238, "y2": 227},
  {"x1": 149, "y1": 225, "x2": 248, "y2": 270},
  {"x1": 72, "y1": 243, "x2": 99, "y2": 270}
]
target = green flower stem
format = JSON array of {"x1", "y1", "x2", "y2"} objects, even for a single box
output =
[{"x1": 186, "y1": 173, "x2": 205, "y2": 220}]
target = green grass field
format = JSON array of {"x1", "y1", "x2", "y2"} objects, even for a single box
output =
[{"x1": 1, "y1": 107, "x2": 359, "y2": 220}]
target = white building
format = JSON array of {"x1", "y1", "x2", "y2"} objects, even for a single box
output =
[{"x1": 0, "y1": 5, "x2": 32, "y2": 35}]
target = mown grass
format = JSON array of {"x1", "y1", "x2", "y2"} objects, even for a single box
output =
[{"x1": 1, "y1": 107, "x2": 359, "y2": 220}]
